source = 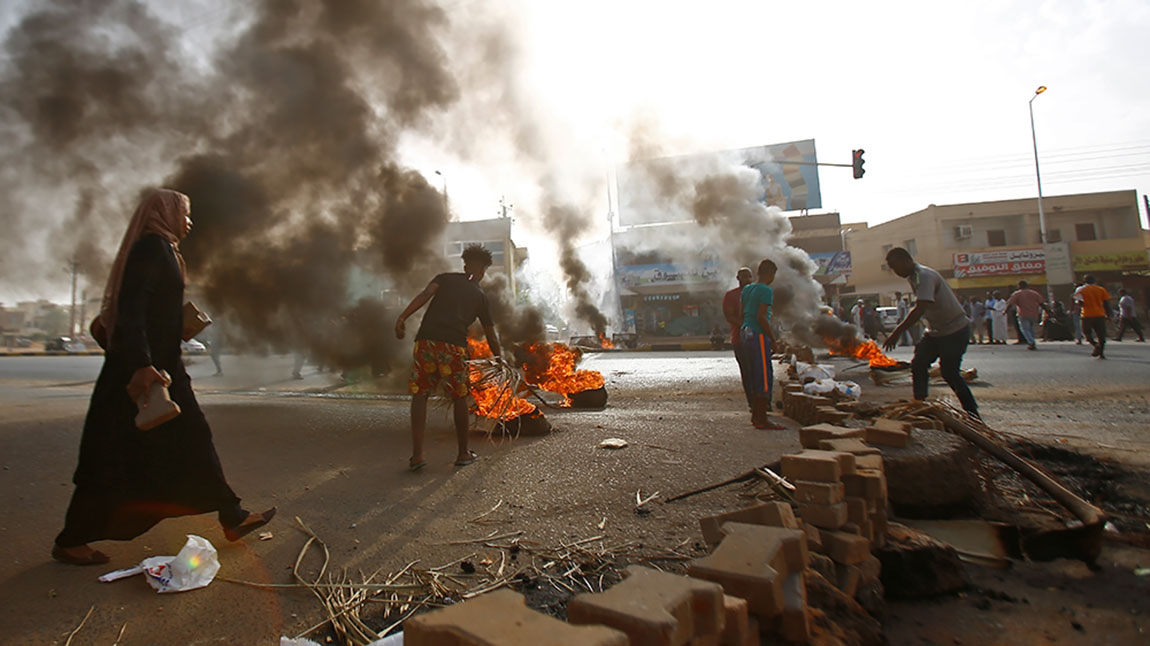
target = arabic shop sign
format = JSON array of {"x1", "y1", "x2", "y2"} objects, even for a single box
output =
[
  {"x1": 808, "y1": 251, "x2": 852, "y2": 276},
  {"x1": 1072, "y1": 250, "x2": 1150, "y2": 272},
  {"x1": 953, "y1": 248, "x2": 1045, "y2": 277},
  {"x1": 620, "y1": 261, "x2": 721, "y2": 288}
]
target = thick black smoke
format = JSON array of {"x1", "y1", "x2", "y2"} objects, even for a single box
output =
[{"x1": 0, "y1": 0, "x2": 461, "y2": 370}]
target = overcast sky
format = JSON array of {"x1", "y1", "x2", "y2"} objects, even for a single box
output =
[{"x1": 2, "y1": 0, "x2": 1148, "y2": 304}]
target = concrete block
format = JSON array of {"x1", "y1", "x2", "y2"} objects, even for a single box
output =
[
  {"x1": 799, "y1": 423, "x2": 864, "y2": 449},
  {"x1": 842, "y1": 471, "x2": 884, "y2": 502},
  {"x1": 719, "y1": 595, "x2": 751, "y2": 646},
  {"x1": 857, "y1": 555, "x2": 882, "y2": 585},
  {"x1": 817, "y1": 437, "x2": 883, "y2": 456},
  {"x1": 793, "y1": 480, "x2": 845, "y2": 505},
  {"x1": 855, "y1": 454, "x2": 884, "y2": 472},
  {"x1": 405, "y1": 588, "x2": 628, "y2": 646},
  {"x1": 688, "y1": 636, "x2": 719, "y2": 646},
  {"x1": 870, "y1": 417, "x2": 912, "y2": 433},
  {"x1": 700, "y1": 501, "x2": 799, "y2": 546},
  {"x1": 800, "y1": 521, "x2": 822, "y2": 552},
  {"x1": 567, "y1": 565, "x2": 724, "y2": 645},
  {"x1": 780, "y1": 572, "x2": 811, "y2": 643},
  {"x1": 844, "y1": 497, "x2": 868, "y2": 525},
  {"x1": 834, "y1": 562, "x2": 861, "y2": 597},
  {"x1": 781, "y1": 452, "x2": 840, "y2": 483},
  {"x1": 689, "y1": 524, "x2": 806, "y2": 620},
  {"x1": 821, "y1": 530, "x2": 872, "y2": 565},
  {"x1": 870, "y1": 508, "x2": 888, "y2": 548},
  {"x1": 808, "y1": 551, "x2": 836, "y2": 582},
  {"x1": 866, "y1": 426, "x2": 910, "y2": 448},
  {"x1": 796, "y1": 502, "x2": 848, "y2": 530}
]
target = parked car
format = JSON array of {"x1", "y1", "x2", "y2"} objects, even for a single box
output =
[
  {"x1": 181, "y1": 338, "x2": 207, "y2": 354},
  {"x1": 45, "y1": 337, "x2": 86, "y2": 352},
  {"x1": 876, "y1": 307, "x2": 901, "y2": 332}
]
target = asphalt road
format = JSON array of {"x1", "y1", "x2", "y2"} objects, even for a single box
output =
[{"x1": 1, "y1": 342, "x2": 1148, "y2": 644}]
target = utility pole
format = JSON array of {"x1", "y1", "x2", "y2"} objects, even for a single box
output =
[
  {"x1": 498, "y1": 196, "x2": 513, "y2": 219},
  {"x1": 67, "y1": 257, "x2": 78, "y2": 335}
]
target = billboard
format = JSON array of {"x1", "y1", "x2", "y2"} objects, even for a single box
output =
[
  {"x1": 616, "y1": 139, "x2": 823, "y2": 227},
  {"x1": 808, "y1": 251, "x2": 852, "y2": 276},
  {"x1": 1072, "y1": 250, "x2": 1150, "y2": 272},
  {"x1": 953, "y1": 249, "x2": 1045, "y2": 278},
  {"x1": 619, "y1": 261, "x2": 722, "y2": 289}
]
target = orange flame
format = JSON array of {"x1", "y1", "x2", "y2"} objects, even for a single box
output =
[
  {"x1": 824, "y1": 337, "x2": 900, "y2": 368},
  {"x1": 521, "y1": 342, "x2": 605, "y2": 406},
  {"x1": 598, "y1": 333, "x2": 615, "y2": 349},
  {"x1": 467, "y1": 339, "x2": 537, "y2": 420}
]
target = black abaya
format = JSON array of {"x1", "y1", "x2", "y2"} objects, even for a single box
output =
[{"x1": 56, "y1": 234, "x2": 242, "y2": 547}]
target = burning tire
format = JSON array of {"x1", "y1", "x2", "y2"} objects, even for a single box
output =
[
  {"x1": 568, "y1": 386, "x2": 608, "y2": 409},
  {"x1": 501, "y1": 409, "x2": 552, "y2": 436}
]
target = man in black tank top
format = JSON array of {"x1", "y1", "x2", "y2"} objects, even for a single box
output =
[{"x1": 395, "y1": 245, "x2": 503, "y2": 470}]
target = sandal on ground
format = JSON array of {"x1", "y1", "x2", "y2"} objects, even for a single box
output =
[
  {"x1": 223, "y1": 507, "x2": 277, "y2": 542},
  {"x1": 454, "y1": 450, "x2": 478, "y2": 467},
  {"x1": 755, "y1": 420, "x2": 787, "y2": 430},
  {"x1": 409, "y1": 459, "x2": 427, "y2": 472},
  {"x1": 51, "y1": 544, "x2": 110, "y2": 566}
]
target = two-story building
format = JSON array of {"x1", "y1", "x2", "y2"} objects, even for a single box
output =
[{"x1": 844, "y1": 190, "x2": 1148, "y2": 307}]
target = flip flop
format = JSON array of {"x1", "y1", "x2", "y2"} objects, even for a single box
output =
[
  {"x1": 454, "y1": 450, "x2": 478, "y2": 467},
  {"x1": 409, "y1": 459, "x2": 427, "y2": 472},
  {"x1": 51, "y1": 544, "x2": 110, "y2": 566},
  {"x1": 223, "y1": 507, "x2": 277, "y2": 542}
]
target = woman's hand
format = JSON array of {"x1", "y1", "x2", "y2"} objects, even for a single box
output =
[
  {"x1": 127, "y1": 366, "x2": 170, "y2": 401},
  {"x1": 394, "y1": 317, "x2": 406, "y2": 340}
]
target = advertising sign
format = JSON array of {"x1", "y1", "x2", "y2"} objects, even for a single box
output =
[
  {"x1": 619, "y1": 261, "x2": 722, "y2": 288},
  {"x1": 808, "y1": 251, "x2": 852, "y2": 276},
  {"x1": 616, "y1": 139, "x2": 823, "y2": 226},
  {"x1": 1072, "y1": 250, "x2": 1150, "y2": 272},
  {"x1": 1043, "y1": 242, "x2": 1074, "y2": 285},
  {"x1": 953, "y1": 248, "x2": 1045, "y2": 278}
]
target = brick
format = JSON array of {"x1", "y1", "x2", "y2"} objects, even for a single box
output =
[
  {"x1": 567, "y1": 565, "x2": 724, "y2": 645},
  {"x1": 405, "y1": 588, "x2": 628, "y2": 646},
  {"x1": 817, "y1": 438, "x2": 882, "y2": 456},
  {"x1": 870, "y1": 508, "x2": 888, "y2": 548},
  {"x1": 844, "y1": 497, "x2": 868, "y2": 525},
  {"x1": 857, "y1": 555, "x2": 881, "y2": 585},
  {"x1": 842, "y1": 471, "x2": 884, "y2": 502},
  {"x1": 870, "y1": 417, "x2": 911, "y2": 433},
  {"x1": 865, "y1": 426, "x2": 910, "y2": 448},
  {"x1": 689, "y1": 524, "x2": 806, "y2": 619},
  {"x1": 719, "y1": 595, "x2": 751, "y2": 646},
  {"x1": 781, "y1": 452, "x2": 840, "y2": 483},
  {"x1": 834, "y1": 562, "x2": 861, "y2": 597},
  {"x1": 699, "y1": 502, "x2": 797, "y2": 547},
  {"x1": 796, "y1": 502, "x2": 848, "y2": 530},
  {"x1": 821, "y1": 530, "x2": 872, "y2": 565},
  {"x1": 808, "y1": 551, "x2": 836, "y2": 582},
  {"x1": 799, "y1": 423, "x2": 864, "y2": 449},
  {"x1": 793, "y1": 480, "x2": 845, "y2": 505},
  {"x1": 688, "y1": 636, "x2": 719, "y2": 646},
  {"x1": 720, "y1": 522, "x2": 810, "y2": 573},
  {"x1": 855, "y1": 454, "x2": 884, "y2": 472},
  {"x1": 780, "y1": 572, "x2": 811, "y2": 643},
  {"x1": 800, "y1": 521, "x2": 822, "y2": 552}
]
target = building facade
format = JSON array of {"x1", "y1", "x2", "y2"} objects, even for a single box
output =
[{"x1": 844, "y1": 190, "x2": 1149, "y2": 307}]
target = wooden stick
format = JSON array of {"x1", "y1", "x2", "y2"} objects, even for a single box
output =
[
  {"x1": 63, "y1": 606, "x2": 94, "y2": 646},
  {"x1": 667, "y1": 468, "x2": 761, "y2": 502}
]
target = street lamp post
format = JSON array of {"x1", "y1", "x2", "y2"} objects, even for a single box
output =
[{"x1": 1028, "y1": 85, "x2": 1053, "y2": 303}]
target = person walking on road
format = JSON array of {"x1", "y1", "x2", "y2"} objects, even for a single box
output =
[
  {"x1": 991, "y1": 291, "x2": 1008, "y2": 344},
  {"x1": 723, "y1": 267, "x2": 755, "y2": 410},
  {"x1": 883, "y1": 247, "x2": 980, "y2": 418},
  {"x1": 983, "y1": 292, "x2": 997, "y2": 344},
  {"x1": 970, "y1": 296, "x2": 986, "y2": 344},
  {"x1": 1076, "y1": 275, "x2": 1112, "y2": 359},
  {"x1": 395, "y1": 244, "x2": 502, "y2": 470},
  {"x1": 1004, "y1": 280, "x2": 1049, "y2": 350},
  {"x1": 740, "y1": 259, "x2": 784, "y2": 430},
  {"x1": 53, "y1": 189, "x2": 275, "y2": 566},
  {"x1": 895, "y1": 291, "x2": 913, "y2": 346},
  {"x1": 1113, "y1": 288, "x2": 1145, "y2": 342},
  {"x1": 1070, "y1": 283, "x2": 1085, "y2": 345}
]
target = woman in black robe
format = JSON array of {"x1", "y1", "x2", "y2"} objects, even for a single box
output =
[{"x1": 52, "y1": 189, "x2": 274, "y2": 565}]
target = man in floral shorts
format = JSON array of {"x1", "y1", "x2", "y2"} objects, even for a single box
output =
[{"x1": 395, "y1": 245, "x2": 502, "y2": 470}]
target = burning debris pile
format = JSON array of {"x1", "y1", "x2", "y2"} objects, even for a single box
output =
[{"x1": 465, "y1": 336, "x2": 608, "y2": 436}]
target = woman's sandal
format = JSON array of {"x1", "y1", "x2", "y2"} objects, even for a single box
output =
[
  {"x1": 409, "y1": 459, "x2": 427, "y2": 472},
  {"x1": 223, "y1": 507, "x2": 277, "y2": 542},
  {"x1": 51, "y1": 544, "x2": 110, "y2": 566}
]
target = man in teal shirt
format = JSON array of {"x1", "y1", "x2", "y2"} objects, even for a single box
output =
[{"x1": 740, "y1": 259, "x2": 783, "y2": 429}]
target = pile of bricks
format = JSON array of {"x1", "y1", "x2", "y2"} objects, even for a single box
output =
[{"x1": 780, "y1": 385, "x2": 843, "y2": 426}]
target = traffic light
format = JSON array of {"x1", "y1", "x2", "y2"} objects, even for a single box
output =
[{"x1": 852, "y1": 149, "x2": 866, "y2": 179}]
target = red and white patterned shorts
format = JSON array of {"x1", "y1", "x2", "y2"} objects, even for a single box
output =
[{"x1": 409, "y1": 339, "x2": 469, "y2": 399}]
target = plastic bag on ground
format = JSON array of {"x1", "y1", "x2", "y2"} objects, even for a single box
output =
[
  {"x1": 796, "y1": 362, "x2": 836, "y2": 381},
  {"x1": 98, "y1": 534, "x2": 220, "y2": 593},
  {"x1": 801, "y1": 379, "x2": 837, "y2": 395},
  {"x1": 835, "y1": 380, "x2": 862, "y2": 399}
]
